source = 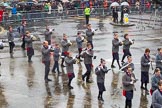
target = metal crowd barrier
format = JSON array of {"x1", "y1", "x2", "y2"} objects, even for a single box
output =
[{"x1": 1, "y1": 6, "x2": 158, "y2": 24}]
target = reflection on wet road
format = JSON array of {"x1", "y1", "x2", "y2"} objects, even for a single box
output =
[{"x1": 0, "y1": 16, "x2": 161, "y2": 108}]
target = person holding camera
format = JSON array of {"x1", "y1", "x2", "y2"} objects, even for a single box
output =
[
  {"x1": 122, "y1": 66, "x2": 137, "y2": 108},
  {"x1": 41, "y1": 41, "x2": 53, "y2": 83},
  {"x1": 65, "y1": 52, "x2": 78, "y2": 89},
  {"x1": 7, "y1": 26, "x2": 15, "y2": 58},
  {"x1": 111, "y1": 32, "x2": 122, "y2": 68},
  {"x1": 81, "y1": 43, "x2": 94, "y2": 83},
  {"x1": 25, "y1": 31, "x2": 35, "y2": 62},
  {"x1": 121, "y1": 34, "x2": 134, "y2": 64},
  {"x1": 95, "y1": 58, "x2": 110, "y2": 102},
  {"x1": 44, "y1": 25, "x2": 53, "y2": 45},
  {"x1": 61, "y1": 34, "x2": 72, "y2": 67}
]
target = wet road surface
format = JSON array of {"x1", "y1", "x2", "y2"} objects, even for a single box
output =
[{"x1": 0, "y1": 14, "x2": 162, "y2": 108}]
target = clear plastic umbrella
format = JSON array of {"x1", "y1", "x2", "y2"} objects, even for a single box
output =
[
  {"x1": 121, "y1": 2, "x2": 129, "y2": 6},
  {"x1": 110, "y1": 2, "x2": 119, "y2": 7}
]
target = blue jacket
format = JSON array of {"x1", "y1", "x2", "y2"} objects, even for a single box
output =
[
  {"x1": 76, "y1": 36, "x2": 83, "y2": 48},
  {"x1": 53, "y1": 47, "x2": 61, "y2": 61}
]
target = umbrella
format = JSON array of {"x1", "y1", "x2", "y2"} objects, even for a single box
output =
[
  {"x1": 121, "y1": 2, "x2": 129, "y2": 6},
  {"x1": 61, "y1": 0, "x2": 69, "y2": 2},
  {"x1": 110, "y1": 2, "x2": 119, "y2": 7}
]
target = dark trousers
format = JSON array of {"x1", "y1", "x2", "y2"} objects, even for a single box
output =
[
  {"x1": 9, "y1": 42, "x2": 15, "y2": 53},
  {"x1": 21, "y1": 37, "x2": 25, "y2": 50},
  {"x1": 28, "y1": 56, "x2": 32, "y2": 62},
  {"x1": 111, "y1": 52, "x2": 121, "y2": 68},
  {"x1": 85, "y1": 15, "x2": 90, "y2": 25},
  {"x1": 83, "y1": 64, "x2": 92, "y2": 81},
  {"x1": 78, "y1": 48, "x2": 82, "y2": 59},
  {"x1": 52, "y1": 61, "x2": 59, "y2": 73},
  {"x1": 113, "y1": 17, "x2": 118, "y2": 23},
  {"x1": 61, "y1": 52, "x2": 67, "y2": 66},
  {"x1": 44, "y1": 61, "x2": 50, "y2": 81},
  {"x1": 88, "y1": 41, "x2": 93, "y2": 49},
  {"x1": 47, "y1": 40, "x2": 51, "y2": 45},
  {"x1": 125, "y1": 99, "x2": 132, "y2": 108},
  {"x1": 122, "y1": 49, "x2": 132, "y2": 62}
]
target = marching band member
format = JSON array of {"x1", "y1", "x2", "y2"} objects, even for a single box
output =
[
  {"x1": 86, "y1": 24, "x2": 95, "y2": 49},
  {"x1": 76, "y1": 32, "x2": 84, "y2": 61},
  {"x1": 121, "y1": 34, "x2": 134, "y2": 64},
  {"x1": 44, "y1": 25, "x2": 53, "y2": 45},
  {"x1": 111, "y1": 32, "x2": 122, "y2": 68},
  {"x1": 95, "y1": 58, "x2": 110, "y2": 102},
  {"x1": 52, "y1": 43, "x2": 61, "y2": 75},
  {"x1": 65, "y1": 52, "x2": 78, "y2": 89},
  {"x1": 141, "y1": 48, "x2": 151, "y2": 91},
  {"x1": 41, "y1": 41, "x2": 53, "y2": 83},
  {"x1": 81, "y1": 43, "x2": 94, "y2": 83},
  {"x1": 61, "y1": 34, "x2": 72, "y2": 67},
  {"x1": 122, "y1": 66, "x2": 137, "y2": 108},
  {"x1": 25, "y1": 31, "x2": 36, "y2": 62},
  {"x1": 7, "y1": 26, "x2": 15, "y2": 58}
]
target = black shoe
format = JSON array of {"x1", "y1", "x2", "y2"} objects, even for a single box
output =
[
  {"x1": 79, "y1": 59, "x2": 83, "y2": 62},
  {"x1": 141, "y1": 86, "x2": 145, "y2": 89},
  {"x1": 47, "y1": 79, "x2": 52, "y2": 81},
  {"x1": 45, "y1": 80, "x2": 48, "y2": 83},
  {"x1": 145, "y1": 88, "x2": 149, "y2": 91},
  {"x1": 111, "y1": 65, "x2": 116, "y2": 68},
  {"x1": 61, "y1": 65, "x2": 66, "y2": 67},
  {"x1": 100, "y1": 98, "x2": 104, "y2": 102},
  {"x1": 52, "y1": 70, "x2": 56, "y2": 73},
  {"x1": 86, "y1": 80, "x2": 92, "y2": 83},
  {"x1": 82, "y1": 75, "x2": 85, "y2": 81},
  {"x1": 69, "y1": 86, "x2": 74, "y2": 89},
  {"x1": 28, "y1": 60, "x2": 33, "y2": 63},
  {"x1": 98, "y1": 96, "x2": 101, "y2": 100}
]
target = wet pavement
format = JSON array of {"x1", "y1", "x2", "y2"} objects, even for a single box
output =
[{"x1": 0, "y1": 14, "x2": 162, "y2": 108}]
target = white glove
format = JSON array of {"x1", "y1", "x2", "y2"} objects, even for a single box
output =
[
  {"x1": 67, "y1": 40, "x2": 71, "y2": 43},
  {"x1": 161, "y1": 60, "x2": 162, "y2": 62},
  {"x1": 81, "y1": 36, "x2": 84, "y2": 40},
  {"x1": 67, "y1": 40, "x2": 72, "y2": 45},
  {"x1": 98, "y1": 67, "x2": 101, "y2": 71},
  {"x1": 91, "y1": 28, "x2": 95, "y2": 32},
  {"x1": 48, "y1": 45, "x2": 51, "y2": 49},
  {"x1": 129, "y1": 39, "x2": 133, "y2": 43},
  {"x1": 72, "y1": 57, "x2": 75, "y2": 59},
  {"x1": 31, "y1": 35, "x2": 34, "y2": 38},
  {"x1": 59, "y1": 52, "x2": 61, "y2": 56},
  {"x1": 49, "y1": 29, "x2": 52, "y2": 32},
  {"x1": 148, "y1": 62, "x2": 151, "y2": 65},
  {"x1": 130, "y1": 81, "x2": 134, "y2": 84}
]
